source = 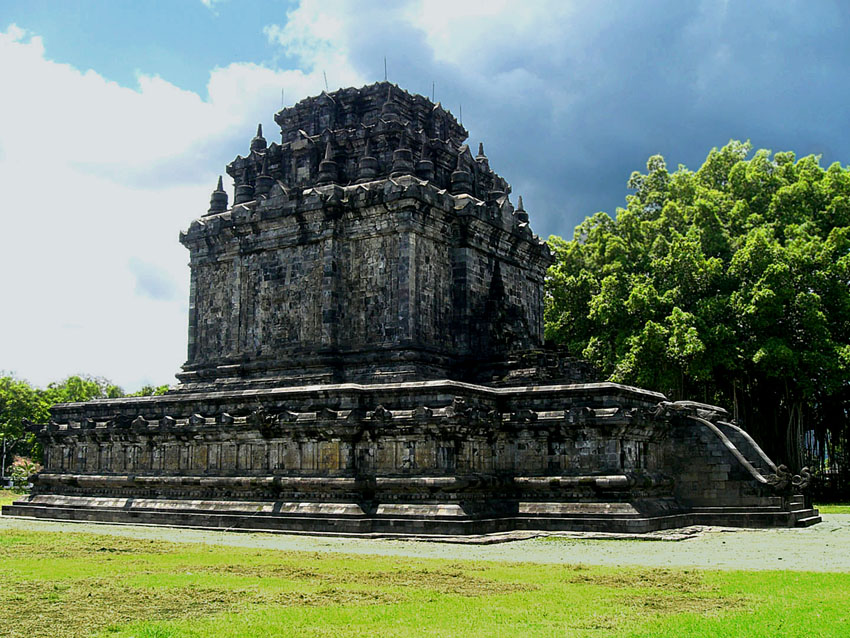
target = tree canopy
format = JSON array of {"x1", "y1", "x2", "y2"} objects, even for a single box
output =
[
  {"x1": 0, "y1": 374, "x2": 169, "y2": 469},
  {"x1": 545, "y1": 141, "x2": 850, "y2": 473}
]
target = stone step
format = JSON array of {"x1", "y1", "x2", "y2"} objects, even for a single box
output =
[
  {"x1": 794, "y1": 515, "x2": 822, "y2": 527},
  {"x1": 689, "y1": 506, "x2": 784, "y2": 513},
  {"x1": 4, "y1": 500, "x2": 822, "y2": 535},
  {"x1": 0, "y1": 502, "x2": 685, "y2": 535}
]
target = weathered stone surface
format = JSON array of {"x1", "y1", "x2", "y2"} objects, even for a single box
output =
[
  {"x1": 3, "y1": 83, "x2": 819, "y2": 534},
  {"x1": 178, "y1": 82, "x2": 560, "y2": 389}
]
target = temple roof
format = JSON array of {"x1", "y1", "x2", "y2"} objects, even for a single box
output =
[{"x1": 221, "y1": 82, "x2": 511, "y2": 205}]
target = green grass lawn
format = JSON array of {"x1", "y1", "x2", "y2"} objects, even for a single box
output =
[
  {"x1": 816, "y1": 503, "x2": 850, "y2": 514},
  {"x1": 0, "y1": 489, "x2": 20, "y2": 507},
  {"x1": 0, "y1": 528, "x2": 848, "y2": 638}
]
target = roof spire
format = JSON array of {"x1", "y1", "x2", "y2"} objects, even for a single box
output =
[
  {"x1": 317, "y1": 140, "x2": 339, "y2": 185},
  {"x1": 357, "y1": 137, "x2": 379, "y2": 183},
  {"x1": 207, "y1": 175, "x2": 228, "y2": 214},
  {"x1": 391, "y1": 137, "x2": 414, "y2": 178},
  {"x1": 233, "y1": 167, "x2": 255, "y2": 205},
  {"x1": 254, "y1": 154, "x2": 273, "y2": 197},
  {"x1": 250, "y1": 123, "x2": 267, "y2": 152},
  {"x1": 475, "y1": 142, "x2": 489, "y2": 171},
  {"x1": 415, "y1": 138, "x2": 434, "y2": 181},
  {"x1": 381, "y1": 84, "x2": 400, "y2": 122},
  {"x1": 515, "y1": 195, "x2": 529, "y2": 223},
  {"x1": 451, "y1": 152, "x2": 473, "y2": 195}
]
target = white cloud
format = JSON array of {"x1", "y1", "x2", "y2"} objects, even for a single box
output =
[
  {"x1": 407, "y1": 0, "x2": 576, "y2": 67},
  {"x1": 0, "y1": 23, "x2": 363, "y2": 391},
  {"x1": 262, "y1": 1, "x2": 365, "y2": 91}
]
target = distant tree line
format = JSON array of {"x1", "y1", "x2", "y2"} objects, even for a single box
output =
[
  {"x1": 545, "y1": 141, "x2": 849, "y2": 499},
  {"x1": 0, "y1": 374, "x2": 168, "y2": 475}
]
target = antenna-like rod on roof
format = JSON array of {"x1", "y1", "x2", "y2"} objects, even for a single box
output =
[
  {"x1": 432, "y1": 81, "x2": 435, "y2": 102},
  {"x1": 459, "y1": 103, "x2": 463, "y2": 125},
  {"x1": 384, "y1": 56, "x2": 387, "y2": 82},
  {"x1": 323, "y1": 71, "x2": 328, "y2": 91},
  {"x1": 281, "y1": 88, "x2": 285, "y2": 107}
]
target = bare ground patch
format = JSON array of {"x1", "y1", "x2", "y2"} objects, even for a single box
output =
[
  {"x1": 0, "y1": 577, "x2": 402, "y2": 638},
  {"x1": 568, "y1": 568, "x2": 749, "y2": 617},
  {"x1": 176, "y1": 562, "x2": 534, "y2": 597},
  {"x1": 0, "y1": 532, "x2": 180, "y2": 560},
  {"x1": 567, "y1": 567, "x2": 707, "y2": 591}
]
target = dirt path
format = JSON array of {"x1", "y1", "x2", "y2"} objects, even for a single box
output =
[{"x1": 2, "y1": 514, "x2": 847, "y2": 572}]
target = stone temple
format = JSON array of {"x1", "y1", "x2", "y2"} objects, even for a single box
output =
[{"x1": 4, "y1": 83, "x2": 820, "y2": 535}]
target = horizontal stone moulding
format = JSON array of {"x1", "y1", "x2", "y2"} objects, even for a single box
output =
[
  {"x1": 512, "y1": 473, "x2": 673, "y2": 490},
  {"x1": 22, "y1": 494, "x2": 368, "y2": 518},
  {"x1": 33, "y1": 473, "x2": 365, "y2": 494},
  {"x1": 31, "y1": 472, "x2": 675, "y2": 498},
  {"x1": 373, "y1": 475, "x2": 501, "y2": 493},
  {"x1": 31, "y1": 410, "x2": 675, "y2": 439},
  {"x1": 517, "y1": 501, "x2": 641, "y2": 516},
  {"x1": 374, "y1": 503, "x2": 471, "y2": 518},
  {"x1": 44, "y1": 380, "x2": 669, "y2": 416}
]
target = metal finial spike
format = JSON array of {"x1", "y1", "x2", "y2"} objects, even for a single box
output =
[
  {"x1": 478, "y1": 142, "x2": 485, "y2": 157},
  {"x1": 256, "y1": 123, "x2": 263, "y2": 138},
  {"x1": 517, "y1": 195, "x2": 525, "y2": 211},
  {"x1": 216, "y1": 175, "x2": 224, "y2": 191}
]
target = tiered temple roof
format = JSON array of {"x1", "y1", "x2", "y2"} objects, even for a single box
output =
[{"x1": 215, "y1": 82, "x2": 512, "y2": 209}]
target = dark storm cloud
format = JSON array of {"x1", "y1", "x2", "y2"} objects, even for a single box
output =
[{"x1": 331, "y1": 0, "x2": 850, "y2": 239}]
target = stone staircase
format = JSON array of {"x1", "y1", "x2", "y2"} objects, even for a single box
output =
[
  {"x1": 672, "y1": 406, "x2": 822, "y2": 528},
  {"x1": 686, "y1": 494, "x2": 821, "y2": 528},
  {"x1": 789, "y1": 494, "x2": 821, "y2": 527}
]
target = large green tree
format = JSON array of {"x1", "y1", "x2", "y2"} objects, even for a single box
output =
[{"x1": 546, "y1": 141, "x2": 850, "y2": 473}]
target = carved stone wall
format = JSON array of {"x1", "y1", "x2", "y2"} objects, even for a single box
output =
[
  {"x1": 16, "y1": 380, "x2": 810, "y2": 533},
  {"x1": 180, "y1": 178, "x2": 552, "y2": 387}
]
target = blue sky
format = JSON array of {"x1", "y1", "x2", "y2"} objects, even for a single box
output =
[
  {"x1": 1, "y1": 0, "x2": 849, "y2": 390},
  {"x1": 2, "y1": 1, "x2": 290, "y2": 93}
]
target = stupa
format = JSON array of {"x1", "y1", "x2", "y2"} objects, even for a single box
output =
[{"x1": 4, "y1": 83, "x2": 819, "y2": 535}]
